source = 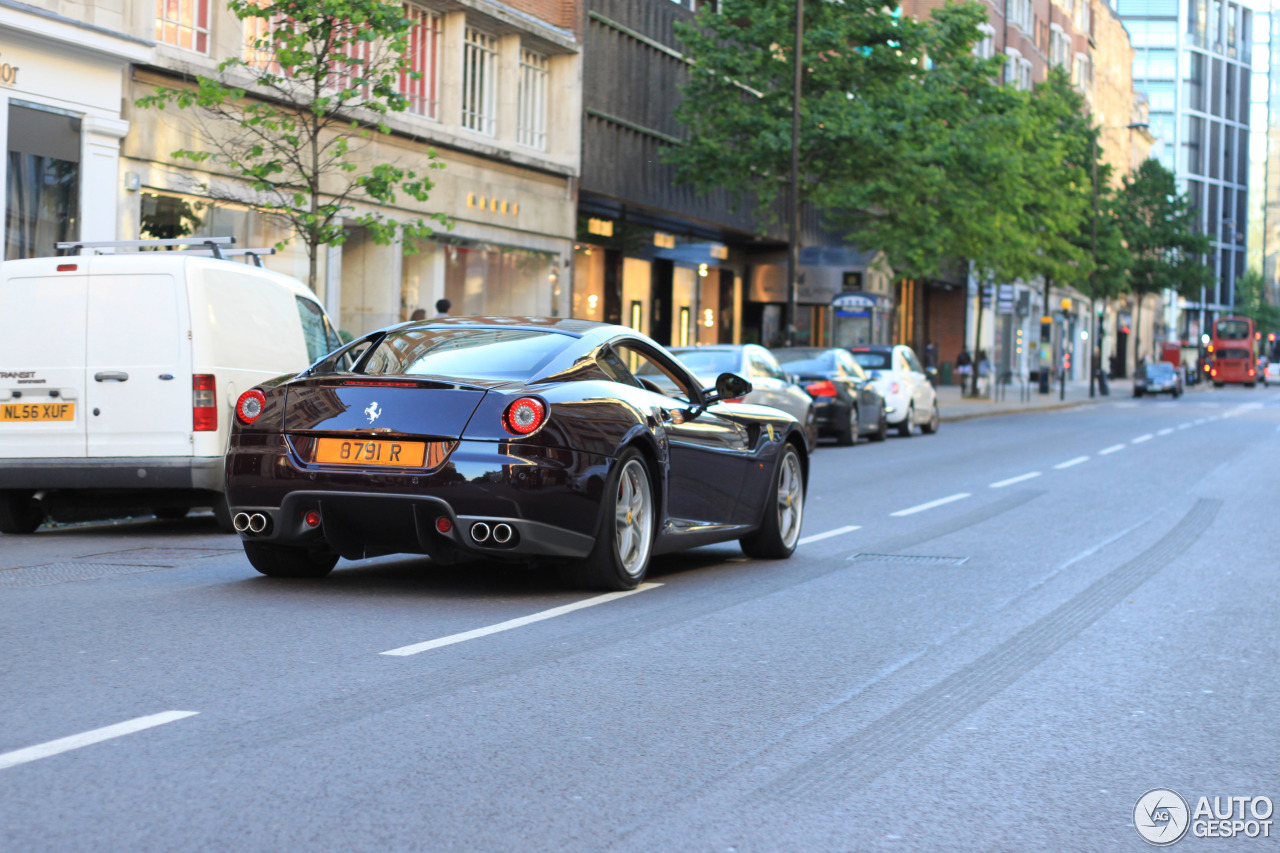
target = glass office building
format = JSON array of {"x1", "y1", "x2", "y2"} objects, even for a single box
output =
[{"x1": 1114, "y1": 0, "x2": 1253, "y2": 334}]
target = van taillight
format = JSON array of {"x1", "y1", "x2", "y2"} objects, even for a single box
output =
[{"x1": 193, "y1": 375, "x2": 217, "y2": 431}]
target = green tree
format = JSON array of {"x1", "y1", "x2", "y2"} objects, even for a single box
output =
[
  {"x1": 1115, "y1": 158, "x2": 1213, "y2": 362},
  {"x1": 665, "y1": 0, "x2": 928, "y2": 221},
  {"x1": 136, "y1": 0, "x2": 448, "y2": 291},
  {"x1": 1233, "y1": 268, "x2": 1280, "y2": 332}
]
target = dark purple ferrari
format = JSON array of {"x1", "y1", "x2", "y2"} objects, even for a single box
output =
[{"x1": 225, "y1": 317, "x2": 808, "y2": 590}]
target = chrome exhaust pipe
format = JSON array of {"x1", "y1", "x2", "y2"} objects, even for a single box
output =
[
  {"x1": 248, "y1": 513, "x2": 269, "y2": 534},
  {"x1": 471, "y1": 522, "x2": 490, "y2": 543},
  {"x1": 492, "y1": 523, "x2": 513, "y2": 544},
  {"x1": 233, "y1": 512, "x2": 251, "y2": 532}
]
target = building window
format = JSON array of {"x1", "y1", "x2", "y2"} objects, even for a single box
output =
[
  {"x1": 156, "y1": 0, "x2": 210, "y2": 53},
  {"x1": 1005, "y1": 47, "x2": 1029, "y2": 89},
  {"x1": 517, "y1": 49, "x2": 549, "y2": 150},
  {"x1": 6, "y1": 104, "x2": 80, "y2": 260},
  {"x1": 462, "y1": 27, "x2": 498, "y2": 136},
  {"x1": 1050, "y1": 24, "x2": 1070, "y2": 67},
  {"x1": 975, "y1": 24, "x2": 996, "y2": 59},
  {"x1": 402, "y1": 4, "x2": 442, "y2": 119},
  {"x1": 1074, "y1": 53, "x2": 1091, "y2": 91},
  {"x1": 1007, "y1": 0, "x2": 1032, "y2": 32},
  {"x1": 243, "y1": 9, "x2": 282, "y2": 73}
]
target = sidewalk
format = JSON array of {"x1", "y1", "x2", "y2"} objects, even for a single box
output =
[{"x1": 936, "y1": 375, "x2": 1163, "y2": 422}]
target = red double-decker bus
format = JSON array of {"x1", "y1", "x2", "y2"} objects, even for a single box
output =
[{"x1": 1210, "y1": 316, "x2": 1257, "y2": 387}]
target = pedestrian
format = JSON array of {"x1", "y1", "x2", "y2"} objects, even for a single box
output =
[
  {"x1": 409, "y1": 308, "x2": 427, "y2": 321},
  {"x1": 976, "y1": 349, "x2": 991, "y2": 396},
  {"x1": 955, "y1": 349, "x2": 972, "y2": 386},
  {"x1": 924, "y1": 340, "x2": 937, "y2": 369},
  {"x1": 435, "y1": 298, "x2": 451, "y2": 318}
]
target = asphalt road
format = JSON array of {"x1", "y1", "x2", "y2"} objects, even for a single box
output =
[{"x1": 2, "y1": 387, "x2": 1277, "y2": 852}]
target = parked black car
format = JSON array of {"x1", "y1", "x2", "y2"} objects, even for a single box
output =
[
  {"x1": 773, "y1": 347, "x2": 888, "y2": 445},
  {"x1": 224, "y1": 318, "x2": 810, "y2": 590}
]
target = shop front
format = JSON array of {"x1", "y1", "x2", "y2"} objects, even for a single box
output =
[
  {"x1": 572, "y1": 215, "x2": 743, "y2": 346},
  {"x1": 0, "y1": 6, "x2": 148, "y2": 259}
]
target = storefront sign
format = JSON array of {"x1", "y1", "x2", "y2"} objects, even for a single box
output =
[
  {"x1": 466, "y1": 193, "x2": 519, "y2": 216},
  {"x1": 0, "y1": 53, "x2": 18, "y2": 86}
]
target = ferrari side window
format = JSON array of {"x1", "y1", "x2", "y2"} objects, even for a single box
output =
[{"x1": 616, "y1": 344, "x2": 693, "y2": 404}]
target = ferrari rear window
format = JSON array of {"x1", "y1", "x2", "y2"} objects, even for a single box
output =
[{"x1": 360, "y1": 329, "x2": 572, "y2": 379}]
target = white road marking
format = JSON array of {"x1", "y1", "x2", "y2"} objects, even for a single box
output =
[
  {"x1": 1132, "y1": 434, "x2": 1154, "y2": 443},
  {"x1": 1157, "y1": 428, "x2": 1174, "y2": 436},
  {"x1": 891, "y1": 493, "x2": 971, "y2": 517},
  {"x1": 1053, "y1": 456, "x2": 1090, "y2": 470},
  {"x1": 0, "y1": 711, "x2": 198, "y2": 771},
  {"x1": 1194, "y1": 419, "x2": 1207, "y2": 425},
  {"x1": 1177, "y1": 423, "x2": 1193, "y2": 430},
  {"x1": 798, "y1": 525, "x2": 862, "y2": 546},
  {"x1": 381, "y1": 584, "x2": 662, "y2": 656},
  {"x1": 989, "y1": 472, "x2": 1042, "y2": 489},
  {"x1": 1099, "y1": 444, "x2": 1126, "y2": 455}
]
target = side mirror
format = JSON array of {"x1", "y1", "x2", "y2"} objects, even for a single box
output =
[{"x1": 701, "y1": 372, "x2": 752, "y2": 406}]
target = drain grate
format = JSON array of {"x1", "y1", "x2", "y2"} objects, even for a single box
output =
[{"x1": 847, "y1": 553, "x2": 969, "y2": 567}]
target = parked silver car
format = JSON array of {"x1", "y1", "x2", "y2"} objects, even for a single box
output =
[
  {"x1": 668, "y1": 345, "x2": 819, "y2": 450},
  {"x1": 1134, "y1": 361, "x2": 1184, "y2": 397}
]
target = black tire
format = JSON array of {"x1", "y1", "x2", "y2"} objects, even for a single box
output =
[
  {"x1": 897, "y1": 405, "x2": 914, "y2": 437},
  {"x1": 243, "y1": 541, "x2": 338, "y2": 578},
  {"x1": 920, "y1": 404, "x2": 940, "y2": 434},
  {"x1": 1133, "y1": 389, "x2": 1143, "y2": 398},
  {"x1": 835, "y1": 405, "x2": 858, "y2": 446},
  {"x1": 1246, "y1": 382, "x2": 1256, "y2": 388},
  {"x1": 0, "y1": 490, "x2": 44, "y2": 534},
  {"x1": 1214, "y1": 382, "x2": 1224, "y2": 388},
  {"x1": 212, "y1": 495, "x2": 236, "y2": 534},
  {"x1": 740, "y1": 443, "x2": 805, "y2": 559},
  {"x1": 870, "y1": 406, "x2": 888, "y2": 442},
  {"x1": 559, "y1": 449, "x2": 655, "y2": 591},
  {"x1": 152, "y1": 507, "x2": 190, "y2": 521}
]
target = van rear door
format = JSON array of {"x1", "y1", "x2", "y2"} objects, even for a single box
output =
[
  {"x1": 0, "y1": 269, "x2": 89, "y2": 458},
  {"x1": 85, "y1": 273, "x2": 192, "y2": 458}
]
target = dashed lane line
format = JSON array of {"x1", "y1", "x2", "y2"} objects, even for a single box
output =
[
  {"x1": 1053, "y1": 456, "x2": 1090, "y2": 470},
  {"x1": 1132, "y1": 434, "x2": 1154, "y2": 444},
  {"x1": 1099, "y1": 444, "x2": 1126, "y2": 455},
  {"x1": 0, "y1": 711, "x2": 199, "y2": 771},
  {"x1": 890, "y1": 493, "x2": 971, "y2": 518},
  {"x1": 381, "y1": 584, "x2": 663, "y2": 656},
  {"x1": 798, "y1": 525, "x2": 862, "y2": 546},
  {"x1": 989, "y1": 472, "x2": 1042, "y2": 489},
  {"x1": 1157, "y1": 428, "x2": 1174, "y2": 436}
]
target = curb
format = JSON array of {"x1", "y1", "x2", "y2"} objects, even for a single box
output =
[{"x1": 938, "y1": 381, "x2": 1213, "y2": 423}]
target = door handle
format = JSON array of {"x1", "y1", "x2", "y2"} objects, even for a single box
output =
[{"x1": 94, "y1": 371, "x2": 129, "y2": 382}]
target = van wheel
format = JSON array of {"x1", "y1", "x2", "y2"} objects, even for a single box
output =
[
  {"x1": 243, "y1": 542, "x2": 338, "y2": 578},
  {"x1": 0, "y1": 490, "x2": 44, "y2": 534},
  {"x1": 212, "y1": 496, "x2": 236, "y2": 534},
  {"x1": 152, "y1": 507, "x2": 189, "y2": 521}
]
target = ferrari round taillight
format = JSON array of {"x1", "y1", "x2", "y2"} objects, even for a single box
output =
[
  {"x1": 503, "y1": 397, "x2": 546, "y2": 435},
  {"x1": 236, "y1": 389, "x2": 266, "y2": 425}
]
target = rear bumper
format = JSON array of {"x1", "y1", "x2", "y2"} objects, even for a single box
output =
[
  {"x1": 225, "y1": 435, "x2": 610, "y2": 562},
  {"x1": 0, "y1": 457, "x2": 224, "y2": 491}
]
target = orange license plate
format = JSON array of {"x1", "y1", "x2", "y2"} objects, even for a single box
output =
[
  {"x1": 0, "y1": 402, "x2": 75, "y2": 422},
  {"x1": 314, "y1": 438, "x2": 426, "y2": 467}
]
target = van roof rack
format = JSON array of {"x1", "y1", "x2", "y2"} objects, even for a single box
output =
[{"x1": 57, "y1": 237, "x2": 235, "y2": 259}]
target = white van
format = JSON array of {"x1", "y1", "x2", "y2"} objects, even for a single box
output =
[{"x1": 0, "y1": 243, "x2": 341, "y2": 533}]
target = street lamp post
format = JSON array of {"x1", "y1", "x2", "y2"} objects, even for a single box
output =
[{"x1": 784, "y1": 0, "x2": 803, "y2": 347}]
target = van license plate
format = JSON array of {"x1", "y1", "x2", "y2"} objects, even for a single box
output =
[
  {"x1": 0, "y1": 402, "x2": 75, "y2": 422},
  {"x1": 314, "y1": 438, "x2": 426, "y2": 467}
]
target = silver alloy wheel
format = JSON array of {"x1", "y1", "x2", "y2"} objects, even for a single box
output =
[
  {"x1": 614, "y1": 459, "x2": 654, "y2": 578},
  {"x1": 849, "y1": 407, "x2": 859, "y2": 436},
  {"x1": 776, "y1": 450, "x2": 804, "y2": 549}
]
